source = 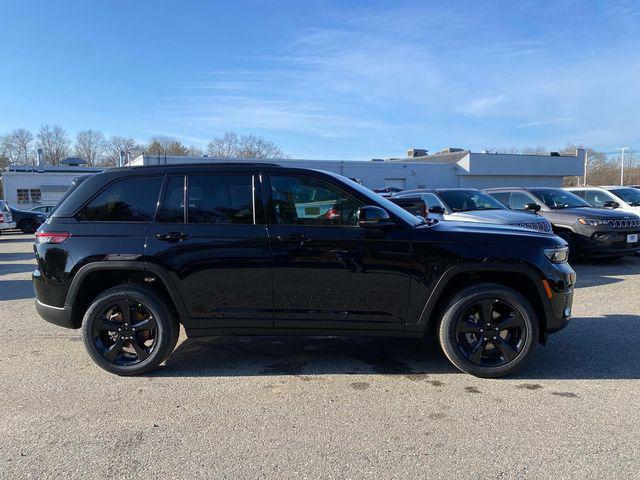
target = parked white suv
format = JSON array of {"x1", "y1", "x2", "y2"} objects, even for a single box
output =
[
  {"x1": 0, "y1": 200, "x2": 17, "y2": 233},
  {"x1": 566, "y1": 186, "x2": 640, "y2": 214}
]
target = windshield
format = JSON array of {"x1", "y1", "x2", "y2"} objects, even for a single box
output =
[
  {"x1": 530, "y1": 189, "x2": 590, "y2": 209},
  {"x1": 579, "y1": 189, "x2": 619, "y2": 208},
  {"x1": 437, "y1": 190, "x2": 506, "y2": 212},
  {"x1": 609, "y1": 188, "x2": 640, "y2": 206},
  {"x1": 322, "y1": 171, "x2": 422, "y2": 226}
]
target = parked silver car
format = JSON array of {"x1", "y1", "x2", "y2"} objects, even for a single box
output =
[{"x1": 392, "y1": 188, "x2": 553, "y2": 232}]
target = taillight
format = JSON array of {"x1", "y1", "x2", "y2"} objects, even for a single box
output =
[
  {"x1": 0, "y1": 213, "x2": 4, "y2": 222},
  {"x1": 35, "y1": 232, "x2": 71, "y2": 244}
]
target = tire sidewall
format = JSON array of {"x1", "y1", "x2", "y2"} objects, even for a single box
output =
[
  {"x1": 438, "y1": 285, "x2": 539, "y2": 378},
  {"x1": 82, "y1": 286, "x2": 177, "y2": 375}
]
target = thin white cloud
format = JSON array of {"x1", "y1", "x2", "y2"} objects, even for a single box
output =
[
  {"x1": 516, "y1": 117, "x2": 575, "y2": 128},
  {"x1": 461, "y1": 95, "x2": 506, "y2": 116}
]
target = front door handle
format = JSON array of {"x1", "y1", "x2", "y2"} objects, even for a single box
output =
[{"x1": 155, "y1": 232, "x2": 189, "y2": 242}]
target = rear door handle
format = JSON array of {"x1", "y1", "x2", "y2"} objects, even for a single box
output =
[
  {"x1": 277, "y1": 234, "x2": 310, "y2": 242},
  {"x1": 155, "y1": 232, "x2": 189, "y2": 242}
]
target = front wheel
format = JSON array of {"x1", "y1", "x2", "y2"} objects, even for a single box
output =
[
  {"x1": 438, "y1": 284, "x2": 539, "y2": 378},
  {"x1": 82, "y1": 285, "x2": 179, "y2": 375}
]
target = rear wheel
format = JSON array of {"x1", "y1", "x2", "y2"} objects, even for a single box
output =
[
  {"x1": 438, "y1": 284, "x2": 539, "y2": 378},
  {"x1": 19, "y1": 219, "x2": 37, "y2": 234},
  {"x1": 82, "y1": 285, "x2": 179, "y2": 375}
]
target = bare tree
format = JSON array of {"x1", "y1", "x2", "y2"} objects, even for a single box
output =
[
  {"x1": 104, "y1": 135, "x2": 143, "y2": 166},
  {"x1": 37, "y1": 125, "x2": 70, "y2": 165},
  {"x1": 1, "y1": 128, "x2": 35, "y2": 165},
  {"x1": 207, "y1": 132, "x2": 286, "y2": 159},
  {"x1": 146, "y1": 135, "x2": 189, "y2": 156},
  {"x1": 74, "y1": 130, "x2": 106, "y2": 166}
]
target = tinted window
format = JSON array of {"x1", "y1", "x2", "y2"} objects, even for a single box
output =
[
  {"x1": 530, "y1": 189, "x2": 590, "y2": 209},
  {"x1": 421, "y1": 193, "x2": 446, "y2": 209},
  {"x1": 609, "y1": 188, "x2": 640, "y2": 206},
  {"x1": 188, "y1": 174, "x2": 253, "y2": 224},
  {"x1": 269, "y1": 175, "x2": 363, "y2": 226},
  {"x1": 77, "y1": 177, "x2": 162, "y2": 222},
  {"x1": 158, "y1": 176, "x2": 185, "y2": 222},
  {"x1": 509, "y1": 192, "x2": 537, "y2": 210},
  {"x1": 583, "y1": 190, "x2": 617, "y2": 207},
  {"x1": 437, "y1": 190, "x2": 506, "y2": 212},
  {"x1": 489, "y1": 192, "x2": 509, "y2": 205}
]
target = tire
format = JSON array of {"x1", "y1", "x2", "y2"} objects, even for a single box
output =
[
  {"x1": 19, "y1": 219, "x2": 37, "y2": 234},
  {"x1": 438, "y1": 284, "x2": 539, "y2": 378},
  {"x1": 82, "y1": 285, "x2": 179, "y2": 375}
]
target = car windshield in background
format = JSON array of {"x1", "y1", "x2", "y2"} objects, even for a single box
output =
[
  {"x1": 437, "y1": 190, "x2": 506, "y2": 212},
  {"x1": 323, "y1": 172, "x2": 422, "y2": 226},
  {"x1": 609, "y1": 188, "x2": 640, "y2": 206},
  {"x1": 531, "y1": 189, "x2": 590, "y2": 209}
]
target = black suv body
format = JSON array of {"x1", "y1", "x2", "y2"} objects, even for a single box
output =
[
  {"x1": 485, "y1": 187, "x2": 640, "y2": 259},
  {"x1": 34, "y1": 164, "x2": 575, "y2": 377}
]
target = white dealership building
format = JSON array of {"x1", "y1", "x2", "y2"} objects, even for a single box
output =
[{"x1": 1, "y1": 147, "x2": 585, "y2": 209}]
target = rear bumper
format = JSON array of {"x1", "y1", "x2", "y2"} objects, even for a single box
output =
[
  {"x1": 0, "y1": 222, "x2": 16, "y2": 230},
  {"x1": 34, "y1": 299, "x2": 75, "y2": 329}
]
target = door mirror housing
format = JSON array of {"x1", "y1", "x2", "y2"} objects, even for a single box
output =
[
  {"x1": 524, "y1": 202, "x2": 542, "y2": 212},
  {"x1": 358, "y1": 206, "x2": 394, "y2": 228},
  {"x1": 428, "y1": 205, "x2": 446, "y2": 215},
  {"x1": 603, "y1": 200, "x2": 620, "y2": 209}
]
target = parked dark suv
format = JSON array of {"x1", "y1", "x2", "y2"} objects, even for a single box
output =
[
  {"x1": 485, "y1": 187, "x2": 640, "y2": 259},
  {"x1": 33, "y1": 164, "x2": 575, "y2": 378}
]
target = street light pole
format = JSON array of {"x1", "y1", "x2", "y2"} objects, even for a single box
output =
[{"x1": 618, "y1": 147, "x2": 629, "y2": 186}]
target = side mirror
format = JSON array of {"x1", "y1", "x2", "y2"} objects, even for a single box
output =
[
  {"x1": 358, "y1": 206, "x2": 394, "y2": 228},
  {"x1": 603, "y1": 200, "x2": 620, "y2": 209},
  {"x1": 428, "y1": 206, "x2": 445, "y2": 215},
  {"x1": 524, "y1": 203, "x2": 542, "y2": 212}
]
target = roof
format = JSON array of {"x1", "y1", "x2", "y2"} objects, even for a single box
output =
[{"x1": 60, "y1": 157, "x2": 88, "y2": 166}]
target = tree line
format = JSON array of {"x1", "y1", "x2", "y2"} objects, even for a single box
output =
[{"x1": 0, "y1": 127, "x2": 287, "y2": 168}]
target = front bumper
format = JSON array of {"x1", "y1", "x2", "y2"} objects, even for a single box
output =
[
  {"x1": 0, "y1": 222, "x2": 17, "y2": 230},
  {"x1": 541, "y1": 261, "x2": 575, "y2": 339},
  {"x1": 576, "y1": 229, "x2": 640, "y2": 257}
]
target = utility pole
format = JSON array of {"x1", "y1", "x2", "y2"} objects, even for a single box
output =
[
  {"x1": 583, "y1": 150, "x2": 587, "y2": 186},
  {"x1": 618, "y1": 147, "x2": 629, "y2": 186}
]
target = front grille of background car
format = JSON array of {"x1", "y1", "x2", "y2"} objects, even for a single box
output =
[
  {"x1": 511, "y1": 221, "x2": 552, "y2": 232},
  {"x1": 607, "y1": 218, "x2": 640, "y2": 228}
]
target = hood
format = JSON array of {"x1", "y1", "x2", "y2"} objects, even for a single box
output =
[
  {"x1": 544, "y1": 206, "x2": 638, "y2": 219},
  {"x1": 416, "y1": 219, "x2": 562, "y2": 242},
  {"x1": 447, "y1": 209, "x2": 541, "y2": 224}
]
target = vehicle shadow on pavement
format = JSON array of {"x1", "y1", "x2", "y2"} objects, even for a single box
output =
[
  {"x1": 0, "y1": 263, "x2": 37, "y2": 276},
  {"x1": 515, "y1": 314, "x2": 640, "y2": 380},
  {"x1": 0, "y1": 252, "x2": 36, "y2": 261},
  {"x1": 0, "y1": 280, "x2": 35, "y2": 301},
  {"x1": 156, "y1": 314, "x2": 640, "y2": 380},
  {"x1": 573, "y1": 256, "x2": 640, "y2": 288},
  {"x1": 157, "y1": 335, "x2": 458, "y2": 378}
]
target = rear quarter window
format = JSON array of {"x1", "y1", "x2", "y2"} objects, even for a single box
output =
[{"x1": 76, "y1": 176, "x2": 163, "y2": 222}]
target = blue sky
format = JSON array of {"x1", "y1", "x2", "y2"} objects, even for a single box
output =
[{"x1": 1, "y1": 0, "x2": 639, "y2": 159}]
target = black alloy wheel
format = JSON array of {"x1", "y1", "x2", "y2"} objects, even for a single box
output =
[
  {"x1": 91, "y1": 300, "x2": 158, "y2": 365},
  {"x1": 82, "y1": 285, "x2": 179, "y2": 375},
  {"x1": 454, "y1": 298, "x2": 526, "y2": 367},
  {"x1": 438, "y1": 284, "x2": 538, "y2": 378}
]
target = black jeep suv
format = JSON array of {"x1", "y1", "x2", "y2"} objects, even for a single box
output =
[
  {"x1": 485, "y1": 187, "x2": 640, "y2": 259},
  {"x1": 33, "y1": 164, "x2": 575, "y2": 377}
]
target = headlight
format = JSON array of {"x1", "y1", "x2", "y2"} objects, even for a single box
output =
[
  {"x1": 577, "y1": 218, "x2": 608, "y2": 226},
  {"x1": 543, "y1": 246, "x2": 569, "y2": 263}
]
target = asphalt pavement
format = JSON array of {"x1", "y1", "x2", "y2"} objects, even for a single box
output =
[{"x1": 1, "y1": 232, "x2": 639, "y2": 479}]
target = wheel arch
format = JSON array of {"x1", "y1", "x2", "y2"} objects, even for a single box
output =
[
  {"x1": 66, "y1": 261, "x2": 186, "y2": 328},
  {"x1": 413, "y1": 264, "x2": 549, "y2": 343}
]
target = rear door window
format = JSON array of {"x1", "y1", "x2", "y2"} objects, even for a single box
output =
[
  {"x1": 77, "y1": 177, "x2": 163, "y2": 222},
  {"x1": 158, "y1": 176, "x2": 186, "y2": 222},
  {"x1": 187, "y1": 174, "x2": 254, "y2": 224}
]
